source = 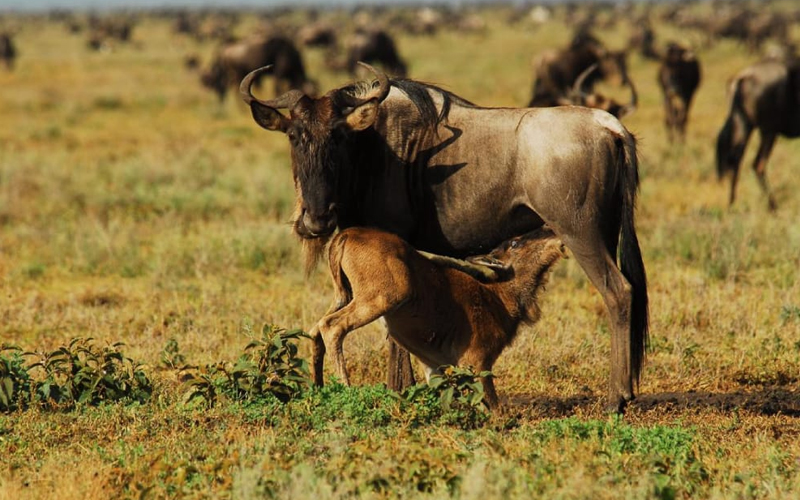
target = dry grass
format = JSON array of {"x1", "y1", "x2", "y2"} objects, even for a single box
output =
[{"x1": 1, "y1": 3, "x2": 799, "y2": 499}]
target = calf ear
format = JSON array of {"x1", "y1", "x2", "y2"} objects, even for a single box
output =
[
  {"x1": 468, "y1": 256, "x2": 511, "y2": 271},
  {"x1": 250, "y1": 102, "x2": 290, "y2": 132},
  {"x1": 345, "y1": 100, "x2": 380, "y2": 131}
]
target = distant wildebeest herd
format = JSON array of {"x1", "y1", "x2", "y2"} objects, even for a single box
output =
[{"x1": 9, "y1": 1, "x2": 800, "y2": 412}]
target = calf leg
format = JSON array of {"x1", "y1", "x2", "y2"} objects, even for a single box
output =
[
  {"x1": 387, "y1": 341, "x2": 416, "y2": 391},
  {"x1": 318, "y1": 294, "x2": 406, "y2": 386},
  {"x1": 310, "y1": 323, "x2": 326, "y2": 387},
  {"x1": 752, "y1": 132, "x2": 778, "y2": 211},
  {"x1": 481, "y1": 373, "x2": 499, "y2": 410}
]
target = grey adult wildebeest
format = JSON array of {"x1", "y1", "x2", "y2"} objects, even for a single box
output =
[
  {"x1": 717, "y1": 59, "x2": 800, "y2": 210},
  {"x1": 240, "y1": 63, "x2": 649, "y2": 412}
]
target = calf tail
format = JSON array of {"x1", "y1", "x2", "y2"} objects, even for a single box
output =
[
  {"x1": 618, "y1": 134, "x2": 649, "y2": 387},
  {"x1": 327, "y1": 233, "x2": 353, "y2": 310}
]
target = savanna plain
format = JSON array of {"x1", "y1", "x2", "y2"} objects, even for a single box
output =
[{"x1": 1, "y1": 2, "x2": 800, "y2": 499}]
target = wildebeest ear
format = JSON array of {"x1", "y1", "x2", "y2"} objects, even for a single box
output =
[
  {"x1": 344, "y1": 99, "x2": 379, "y2": 131},
  {"x1": 249, "y1": 102, "x2": 290, "y2": 132}
]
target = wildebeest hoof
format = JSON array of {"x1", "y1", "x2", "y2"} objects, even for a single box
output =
[{"x1": 605, "y1": 396, "x2": 630, "y2": 415}]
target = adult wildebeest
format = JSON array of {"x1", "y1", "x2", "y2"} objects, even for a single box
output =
[
  {"x1": 298, "y1": 22, "x2": 337, "y2": 48},
  {"x1": 658, "y1": 42, "x2": 701, "y2": 143},
  {"x1": 716, "y1": 59, "x2": 800, "y2": 211},
  {"x1": 528, "y1": 31, "x2": 628, "y2": 107},
  {"x1": 628, "y1": 21, "x2": 659, "y2": 61},
  {"x1": 346, "y1": 29, "x2": 407, "y2": 77},
  {"x1": 240, "y1": 63, "x2": 649, "y2": 412},
  {"x1": 201, "y1": 35, "x2": 316, "y2": 103},
  {"x1": 310, "y1": 226, "x2": 565, "y2": 410},
  {"x1": 0, "y1": 32, "x2": 16, "y2": 71}
]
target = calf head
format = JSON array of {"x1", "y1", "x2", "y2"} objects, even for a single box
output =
[{"x1": 469, "y1": 227, "x2": 566, "y2": 280}]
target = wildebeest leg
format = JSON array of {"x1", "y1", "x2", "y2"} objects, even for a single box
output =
[
  {"x1": 318, "y1": 294, "x2": 406, "y2": 386},
  {"x1": 420, "y1": 362, "x2": 438, "y2": 383},
  {"x1": 674, "y1": 97, "x2": 688, "y2": 142},
  {"x1": 752, "y1": 132, "x2": 778, "y2": 211},
  {"x1": 663, "y1": 95, "x2": 675, "y2": 142},
  {"x1": 480, "y1": 371, "x2": 499, "y2": 410},
  {"x1": 309, "y1": 323, "x2": 326, "y2": 387},
  {"x1": 311, "y1": 288, "x2": 354, "y2": 386},
  {"x1": 723, "y1": 116, "x2": 753, "y2": 207},
  {"x1": 387, "y1": 338, "x2": 416, "y2": 390},
  {"x1": 564, "y1": 233, "x2": 634, "y2": 413},
  {"x1": 320, "y1": 302, "x2": 391, "y2": 386}
]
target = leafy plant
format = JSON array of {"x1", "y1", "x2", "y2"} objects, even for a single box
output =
[
  {"x1": 0, "y1": 346, "x2": 32, "y2": 412},
  {"x1": 780, "y1": 304, "x2": 800, "y2": 325},
  {"x1": 402, "y1": 365, "x2": 490, "y2": 429},
  {"x1": 159, "y1": 337, "x2": 187, "y2": 369},
  {"x1": 27, "y1": 337, "x2": 153, "y2": 408},
  {"x1": 183, "y1": 325, "x2": 311, "y2": 406}
]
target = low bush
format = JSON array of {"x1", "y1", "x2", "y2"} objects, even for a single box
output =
[{"x1": 1, "y1": 338, "x2": 152, "y2": 412}]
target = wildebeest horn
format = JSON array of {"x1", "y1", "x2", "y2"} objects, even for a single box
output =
[
  {"x1": 618, "y1": 76, "x2": 638, "y2": 119},
  {"x1": 573, "y1": 63, "x2": 598, "y2": 97},
  {"x1": 341, "y1": 61, "x2": 391, "y2": 108},
  {"x1": 239, "y1": 65, "x2": 305, "y2": 109}
]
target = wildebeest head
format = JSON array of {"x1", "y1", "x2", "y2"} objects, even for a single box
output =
[
  {"x1": 241, "y1": 62, "x2": 391, "y2": 240},
  {"x1": 560, "y1": 63, "x2": 638, "y2": 119}
]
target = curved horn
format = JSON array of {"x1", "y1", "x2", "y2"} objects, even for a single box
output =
[
  {"x1": 573, "y1": 63, "x2": 598, "y2": 97},
  {"x1": 617, "y1": 76, "x2": 638, "y2": 119},
  {"x1": 341, "y1": 61, "x2": 391, "y2": 108},
  {"x1": 239, "y1": 65, "x2": 305, "y2": 109}
]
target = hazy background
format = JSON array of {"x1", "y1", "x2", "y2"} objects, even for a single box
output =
[{"x1": 3, "y1": 0, "x2": 562, "y2": 13}]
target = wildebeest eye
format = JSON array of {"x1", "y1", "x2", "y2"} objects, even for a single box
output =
[{"x1": 510, "y1": 239, "x2": 521, "y2": 249}]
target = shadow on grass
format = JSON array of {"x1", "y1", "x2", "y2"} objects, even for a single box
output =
[{"x1": 509, "y1": 387, "x2": 800, "y2": 417}]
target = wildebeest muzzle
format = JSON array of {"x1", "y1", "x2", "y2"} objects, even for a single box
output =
[{"x1": 296, "y1": 203, "x2": 337, "y2": 238}]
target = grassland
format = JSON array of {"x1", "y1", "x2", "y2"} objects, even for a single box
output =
[{"x1": 1, "y1": 3, "x2": 799, "y2": 499}]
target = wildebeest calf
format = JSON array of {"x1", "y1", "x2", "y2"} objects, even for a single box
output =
[{"x1": 310, "y1": 226, "x2": 565, "y2": 409}]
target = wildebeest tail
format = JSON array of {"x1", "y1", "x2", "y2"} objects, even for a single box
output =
[
  {"x1": 715, "y1": 78, "x2": 744, "y2": 180},
  {"x1": 618, "y1": 134, "x2": 649, "y2": 387}
]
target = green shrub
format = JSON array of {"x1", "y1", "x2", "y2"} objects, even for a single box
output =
[
  {"x1": 402, "y1": 365, "x2": 490, "y2": 429},
  {"x1": 28, "y1": 337, "x2": 153, "y2": 408},
  {"x1": 0, "y1": 346, "x2": 32, "y2": 412},
  {"x1": 183, "y1": 325, "x2": 311, "y2": 406}
]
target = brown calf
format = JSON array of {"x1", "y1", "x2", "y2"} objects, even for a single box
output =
[{"x1": 310, "y1": 227, "x2": 565, "y2": 409}]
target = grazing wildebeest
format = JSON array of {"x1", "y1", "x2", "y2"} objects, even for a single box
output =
[
  {"x1": 529, "y1": 31, "x2": 629, "y2": 107},
  {"x1": 201, "y1": 35, "x2": 316, "y2": 103},
  {"x1": 0, "y1": 32, "x2": 16, "y2": 70},
  {"x1": 346, "y1": 29, "x2": 407, "y2": 77},
  {"x1": 310, "y1": 226, "x2": 565, "y2": 409},
  {"x1": 716, "y1": 59, "x2": 800, "y2": 211},
  {"x1": 561, "y1": 64, "x2": 638, "y2": 119},
  {"x1": 240, "y1": 63, "x2": 649, "y2": 412},
  {"x1": 658, "y1": 42, "x2": 701, "y2": 143},
  {"x1": 628, "y1": 21, "x2": 659, "y2": 61},
  {"x1": 298, "y1": 22, "x2": 337, "y2": 48}
]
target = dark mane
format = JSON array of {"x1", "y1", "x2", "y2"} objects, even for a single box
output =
[
  {"x1": 338, "y1": 78, "x2": 477, "y2": 129},
  {"x1": 392, "y1": 79, "x2": 477, "y2": 126}
]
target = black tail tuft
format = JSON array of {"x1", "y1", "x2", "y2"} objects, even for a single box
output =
[{"x1": 619, "y1": 136, "x2": 649, "y2": 387}]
